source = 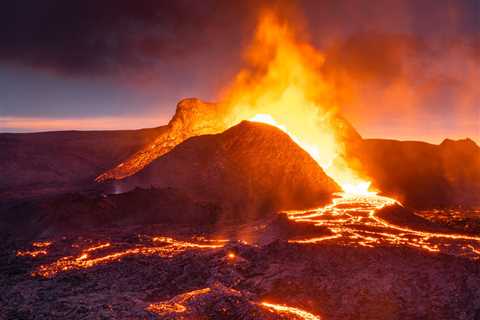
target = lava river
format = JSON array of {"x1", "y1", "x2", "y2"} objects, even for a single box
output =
[{"x1": 285, "y1": 192, "x2": 480, "y2": 259}]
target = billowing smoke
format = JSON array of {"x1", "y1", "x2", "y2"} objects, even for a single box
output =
[{"x1": 322, "y1": 33, "x2": 479, "y2": 142}]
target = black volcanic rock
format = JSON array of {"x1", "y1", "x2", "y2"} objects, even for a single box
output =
[
  {"x1": 347, "y1": 138, "x2": 480, "y2": 208},
  {"x1": 117, "y1": 121, "x2": 340, "y2": 220},
  {"x1": 0, "y1": 188, "x2": 221, "y2": 239},
  {"x1": 3, "y1": 226, "x2": 480, "y2": 320}
]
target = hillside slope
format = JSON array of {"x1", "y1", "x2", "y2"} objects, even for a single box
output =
[{"x1": 118, "y1": 121, "x2": 340, "y2": 219}]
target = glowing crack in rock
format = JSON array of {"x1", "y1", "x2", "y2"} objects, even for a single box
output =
[
  {"x1": 261, "y1": 302, "x2": 321, "y2": 320},
  {"x1": 31, "y1": 237, "x2": 226, "y2": 278}
]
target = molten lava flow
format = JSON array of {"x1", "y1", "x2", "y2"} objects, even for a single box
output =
[
  {"x1": 31, "y1": 237, "x2": 225, "y2": 278},
  {"x1": 261, "y1": 302, "x2": 321, "y2": 320},
  {"x1": 285, "y1": 193, "x2": 480, "y2": 258},
  {"x1": 16, "y1": 249, "x2": 48, "y2": 258},
  {"x1": 16, "y1": 241, "x2": 52, "y2": 257},
  {"x1": 223, "y1": 11, "x2": 370, "y2": 195},
  {"x1": 147, "y1": 288, "x2": 212, "y2": 316}
]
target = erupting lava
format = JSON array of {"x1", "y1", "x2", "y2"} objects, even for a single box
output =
[
  {"x1": 223, "y1": 11, "x2": 370, "y2": 195},
  {"x1": 221, "y1": 11, "x2": 480, "y2": 259}
]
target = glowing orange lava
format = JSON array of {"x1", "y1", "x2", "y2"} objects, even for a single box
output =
[
  {"x1": 261, "y1": 302, "x2": 321, "y2": 320},
  {"x1": 16, "y1": 241, "x2": 52, "y2": 257},
  {"x1": 147, "y1": 288, "x2": 212, "y2": 316},
  {"x1": 31, "y1": 237, "x2": 225, "y2": 278},
  {"x1": 285, "y1": 193, "x2": 480, "y2": 258},
  {"x1": 146, "y1": 287, "x2": 322, "y2": 320},
  {"x1": 16, "y1": 249, "x2": 48, "y2": 258}
]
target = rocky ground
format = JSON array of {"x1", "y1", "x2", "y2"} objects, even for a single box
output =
[
  {"x1": 2, "y1": 219, "x2": 480, "y2": 320},
  {"x1": 1, "y1": 98, "x2": 479, "y2": 319}
]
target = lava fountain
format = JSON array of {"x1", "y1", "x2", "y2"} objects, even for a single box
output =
[{"x1": 222, "y1": 11, "x2": 370, "y2": 195}]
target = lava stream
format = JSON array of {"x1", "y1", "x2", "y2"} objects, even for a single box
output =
[
  {"x1": 261, "y1": 302, "x2": 321, "y2": 320},
  {"x1": 147, "y1": 288, "x2": 212, "y2": 316},
  {"x1": 26, "y1": 236, "x2": 226, "y2": 278},
  {"x1": 146, "y1": 287, "x2": 322, "y2": 320},
  {"x1": 16, "y1": 241, "x2": 52, "y2": 258},
  {"x1": 286, "y1": 193, "x2": 480, "y2": 258}
]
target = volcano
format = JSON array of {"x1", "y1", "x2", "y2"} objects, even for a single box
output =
[
  {"x1": 1, "y1": 120, "x2": 339, "y2": 239},
  {"x1": 2, "y1": 7, "x2": 480, "y2": 320},
  {"x1": 115, "y1": 121, "x2": 339, "y2": 217},
  {"x1": 2, "y1": 97, "x2": 480, "y2": 320}
]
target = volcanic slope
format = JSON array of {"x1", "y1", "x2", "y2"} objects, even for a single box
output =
[
  {"x1": 97, "y1": 98, "x2": 362, "y2": 182},
  {"x1": 96, "y1": 98, "x2": 229, "y2": 182},
  {"x1": 347, "y1": 138, "x2": 480, "y2": 208},
  {"x1": 117, "y1": 121, "x2": 340, "y2": 220}
]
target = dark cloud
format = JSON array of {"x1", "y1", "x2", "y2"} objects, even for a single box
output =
[
  {"x1": 0, "y1": 0, "x2": 478, "y2": 141},
  {"x1": 0, "y1": 0, "x2": 258, "y2": 76},
  {"x1": 320, "y1": 30, "x2": 479, "y2": 142},
  {"x1": 323, "y1": 33, "x2": 426, "y2": 83},
  {"x1": 0, "y1": 0, "x2": 477, "y2": 78}
]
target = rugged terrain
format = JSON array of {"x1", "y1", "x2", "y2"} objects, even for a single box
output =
[
  {"x1": 1, "y1": 98, "x2": 480, "y2": 320},
  {"x1": 1, "y1": 121, "x2": 338, "y2": 240},
  {"x1": 2, "y1": 223, "x2": 480, "y2": 320},
  {"x1": 347, "y1": 138, "x2": 480, "y2": 208},
  {"x1": 0, "y1": 126, "x2": 165, "y2": 202},
  {"x1": 2, "y1": 98, "x2": 478, "y2": 209}
]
